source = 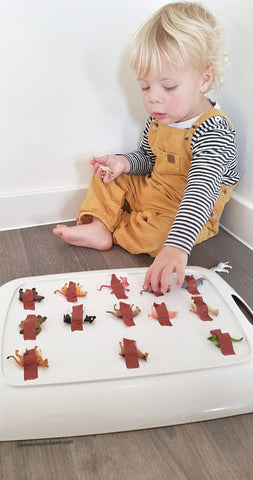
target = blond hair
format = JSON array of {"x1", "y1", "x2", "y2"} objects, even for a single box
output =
[{"x1": 130, "y1": 2, "x2": 228, "y2": 92}]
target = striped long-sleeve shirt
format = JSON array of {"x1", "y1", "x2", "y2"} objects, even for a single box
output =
[{"x1": 124, "y1": 114, "x2": 240, "y2": 254}]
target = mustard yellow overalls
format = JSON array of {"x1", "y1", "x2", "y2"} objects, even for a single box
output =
[{"x1": 79, "y1": 108, "x2": 234, "y2": 257}]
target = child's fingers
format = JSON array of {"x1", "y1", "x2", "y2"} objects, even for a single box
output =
[
  {"x1": 143, "y1": 268, "x2": 152, "y2": 290},
  {"x1": 89, "y1": 156, "x2": 104, "y2": 168},
  {"x1": 102, "y1": 172, "x2": 115, "y2": 183},
  {"x1": 92, "y1": 165, "x2": 114, "y2": 183},
  {"x1": 89, "y1": 156, "x2": 100, "y2": 166},
  {"x1": 175, "y1": 266, "x2": 185, "y2": 287},
  {"x1": 90, "y1": 157, "x2": 114, "y2": 180},
  {"x1": 90, "y1": 155, "x2": 109, "y2": 165},
  {"x1": 160, "y1": 267, "x2": 173, "y2": 293},
  {"x1": 144, "y1": 268, "x2": 162, "y2": 293}
]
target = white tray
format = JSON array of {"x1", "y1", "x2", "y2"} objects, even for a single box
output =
[{"x1": 0, "y1": 266, "x2": 252, "y2": 441}]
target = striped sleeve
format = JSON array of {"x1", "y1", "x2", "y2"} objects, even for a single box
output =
[
  {"x1": 123, "y1": 117, "x2": 156, "y2": 175},
  {"x1": 164, "y1": 115, "x2": 239, "y2": 254}
]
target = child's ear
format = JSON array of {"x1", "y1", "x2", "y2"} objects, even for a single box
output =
[{"x1": 200, "y1": 66, "x2": 215, "y2": 93}]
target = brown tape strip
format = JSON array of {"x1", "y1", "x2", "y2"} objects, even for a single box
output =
[
  {"x1": 71, "y1": 304, "x2": 83, "y2": 331},
  {"x1": 22, "y1": 289, "x2": 35, "y2": 310},
  {"x1": 111, "y1": 274, "x2": 128, "y2": 299},
  {"x1": 23, "y1": 314, "x2": 36, "y2": 340},
  {"x1": 123, "y1": 338, "x2": 139, "y2": 368},
  {"x1": 192, "y1": 296, "x2": 213, "y2": 321},
  {"x1": 23, "y1": 348, "x2": 38, "y2": 380},
  {"x1": 185, "y1": 275, "x2": 200, "y2": 295},
  {"x1": 153, "y1": 302, "x2": 172, "y2": 326},
  {"x1": 210, "y1": 329, "x2": 235, "y2": 356},
  {"x1": 119, "y1": 302, "x2": 135, "y2": 326},
  {"x1": 66, "y1": 281, "x2": 77, "y2": 302}
]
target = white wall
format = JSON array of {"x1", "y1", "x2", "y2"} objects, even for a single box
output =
[{"x1": 0, "y1": 0, "x2": 252, "y2": 248}]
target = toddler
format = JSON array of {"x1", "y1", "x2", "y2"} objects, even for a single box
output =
[{"x1": 54, "y1": 1, "x2": 240, "y2": 293}]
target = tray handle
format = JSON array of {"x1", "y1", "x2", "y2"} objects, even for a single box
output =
[{"x1": 231, "y1": 294, "x2": 253, "y2": 325}]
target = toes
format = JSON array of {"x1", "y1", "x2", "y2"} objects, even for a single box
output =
[{"x1": 53, "y1": 226, "x2": 65, "y2": 236}]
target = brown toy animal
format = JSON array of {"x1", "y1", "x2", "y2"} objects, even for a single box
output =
[
  {"x1": 19, "y1": 315, "x2": 47, "y2": 335},
  {"x1": 119, "y1": 341, "x2": 148, "y2": 361},
  {"x1": 19, "y1": 288, "x2": 44, "y2": 302}
]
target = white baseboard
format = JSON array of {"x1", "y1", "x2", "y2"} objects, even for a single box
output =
[
  {"x1": 1, "y1": 188, "x2": 252, "y2": 252},
  {"x1": 220, "y1": 191, "x2": 253, "y2": 251},
  {"x1": 0, "y1": 186, "x2": 88, "y2": 231}
]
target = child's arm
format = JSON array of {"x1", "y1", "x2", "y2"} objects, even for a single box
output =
[
  {"x1": 165, "y1": 117, "x2": 239, "y2": 254},
  {"x1": 90, "y1": 117, "x2": 156, "y2": 182},
  {"x1": 123, "y1": 117, "x2": 156, "y2": 175},
  {"x1": 144, "y1": 116, "x2": 239, "y2": 291}
]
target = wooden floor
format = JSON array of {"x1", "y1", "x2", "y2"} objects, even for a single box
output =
[{"x1": 0, "y1": 223, "x2": 253, "y2": 480}]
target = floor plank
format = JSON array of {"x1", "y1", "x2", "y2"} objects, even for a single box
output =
[{"x1": 0, "y1": 229, "x2": 31, "y2": 283}]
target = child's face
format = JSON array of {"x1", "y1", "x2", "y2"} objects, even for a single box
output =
[{"x1": 137, "y1": 60, "x2": 212, "y2": 124}]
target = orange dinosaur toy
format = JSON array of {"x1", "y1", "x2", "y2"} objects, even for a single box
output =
[
  {"x1": 54, "y1": 282, "x2": 87, "y2": 297},
  {"x1": 7, "y1": 346, "x2": 49, "y2": 367},
  {"x1": 149, "y1": 305, "x2": 178, "y2": 319}
]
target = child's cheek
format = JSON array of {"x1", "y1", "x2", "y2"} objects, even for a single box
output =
[
  {"x1": 141, "y1": 95, "x2": 151, "y2": 114},
  {"x1": 165, "y1": 93, "x2": 179, "y2": 112}
]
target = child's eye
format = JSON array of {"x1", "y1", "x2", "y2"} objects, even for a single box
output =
[
  {"x1": 163, "y1": 85, "x2": 177, "y2": 91},
  {"x1": 140, "y1": 86, "x2": 150, "y2": 91}
]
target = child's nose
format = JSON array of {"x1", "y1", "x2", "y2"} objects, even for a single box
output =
[{"x1": 149, "y1": 89, "x2": 162, "y2": 103}]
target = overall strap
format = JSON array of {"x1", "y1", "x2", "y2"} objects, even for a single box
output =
[
  {"x1": 189, "y1": 107, "x2": 230, "y2": 133},
  {"x1": 184, "y1": 107, "x2": 231, "y2": 152}
]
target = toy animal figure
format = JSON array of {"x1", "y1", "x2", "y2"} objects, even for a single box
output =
[
  {"x1": 208, "y1": 332, "x2": 243, "y2": 349},
  {"x1": 140, "y1": 284, "x2": 171, "y2": 296},
  {"x1": 117, "y1": 276, "x2": 129, "y2": 291},
  {"x1": 63, "y1": 313, "x2": 96, "y2": 324},
  {"x1": 190, "y1": 302, "x2": 219, "y2": 316},
  {"x1": 182, "y1": 277, "x2": 205, "y2": 289},
  {"x1": 106, "y1": 304, "x2": 141, "y2": 318},
  {"x1": 98, "y1": 275, "x2": 130, "y2": 300},
  {"x1": 210, "y1": 261, "x2": 232, "y2": 273},
  {"x1": 99, "y1": 165, "x2": 114, "y2": 177},
  {"x1": 149, "y1": 305, "x2": 178, "y2": 319},
  {"x1": 19, "y1": 287, "x2": 44, "y2": 302},
  {"x1": 7, "y1": 346, "x2": 49, "y2": 367},
  {"x1": 119, "y1": 341, "x2": 148, "y2": 361},
  {"x1": 19, "y1": 315, "x2": 47, "y2": 335},
  {"x1": 54, "y1": 282, "x2": 87, "y2": 298},
  {"x1": 208, "y1": 329, "x2": 243, "y2": 356},
  {"x1": 98, "y1": 275, "x2": 130, "y2": 292}
]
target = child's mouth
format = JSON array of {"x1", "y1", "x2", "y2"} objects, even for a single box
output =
[{"x1": 154, "y1": 113, "x2": 167, "y2": 120}]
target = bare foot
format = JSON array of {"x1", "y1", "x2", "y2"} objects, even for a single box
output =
[{"x1": 53, "y1": 217, "x2": 113, "y2": 250}]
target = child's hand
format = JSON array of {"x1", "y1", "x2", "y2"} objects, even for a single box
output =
[
  {"x1": 143, "y1": 246, "x2": 188, "y2": 293},
  {"x1": 90, "y1": 155, "x2": 130, "y2": 183}
]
